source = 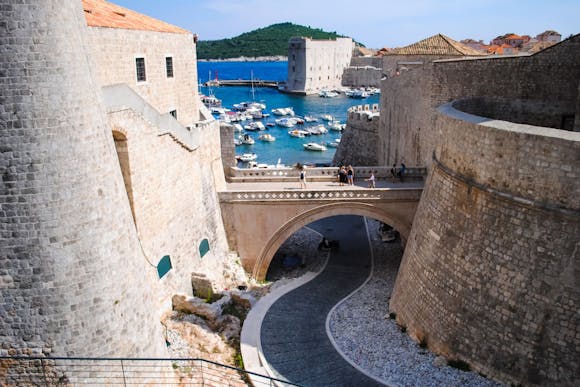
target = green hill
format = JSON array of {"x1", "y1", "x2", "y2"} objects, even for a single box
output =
[{"x1": 197, "y1": 22, "x2": 361, "y2": 59}]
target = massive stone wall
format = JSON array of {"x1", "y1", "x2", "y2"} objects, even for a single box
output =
[
  {"x1": 0, "y1": 0, "x2": 166, "y2": 357},
  {"x1": 86, "y1": 27, "x2": 200, "y2": 124},
  {"x1": 0, "y1": 0, "x2": 235, "y2": 366},
  {"x1": 341, "y1": 66, "x2": 381, "y2": 87},
  {"x1": 381, "y1": 37, "x2": 580, "y2": 385},
  {"x1": 391, "y1": 104, "x2": 580, "y2": 386},
  {"x1": 333, "y1": 105, "x2": 381, "y2": 166}
]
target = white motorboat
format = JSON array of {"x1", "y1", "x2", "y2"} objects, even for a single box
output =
[
  {"x1": 258, "y1": 133, "x2": 276, "y2": 142},
  {"x1": 303, "y1": 143, "x2": 327, "y2": 151},
  {"x1": 233, "y1": 138, "x2": 242, "y2": 146},
  {"x1": 244, "y1": 121, "x2": 266, "y2": 131},
  {"x1": 326, "y1": 141, "x2": 339, "y2": 148},
  {"x1": 304, "y1": 115, "x2": 318, "y2": 122},
  {"x1": 239, "y1": 134, "x2": 255, "y2": 145},
  {"x1": 318, "y1": 89, "x2": 338, "y2": 98},
  {"x1": 275, "y1": 118, "x2": 297, "y2": 128},
  {"x1": 272, "y1": 107, "x2": 294, "y2": 116},
  {"x1": 237, "y1": 153, "x2": 257, "y2": 162},
  {"x1": 288, "y1": 129, "x2": 309, "y2": 138},
  {"x1": 233, "y1": 123, "x2": 244, "y2": 132},
  {"x1": 320, "y1": 114, "x2": 333, "y2": 121},
  {"x1": 328, "y1": 121, "x2": 345, "y2": 131},
  {"x1": 307, "y1": 125, "x2": 328, "y2": 135}
]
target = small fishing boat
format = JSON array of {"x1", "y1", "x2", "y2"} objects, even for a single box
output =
[
  {"x1": 258, "y1": 133, "x2": 276, "y2": 142},
  {"x1": 304, "y1": 115, "x2": 318, "y2": 122},
  {"x1": 320, "y1": 114, "x2": 333, "y2": 121},
  {"x1": 303, "y1": 143, "x2": 327, "y2": 151},
  {"x1": 288, "y1": 129, "x2": 309, "y2": 138}
]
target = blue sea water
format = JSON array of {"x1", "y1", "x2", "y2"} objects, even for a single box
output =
[{"x1": 197, "y1": 61, "x2": 379, "y2": 166}]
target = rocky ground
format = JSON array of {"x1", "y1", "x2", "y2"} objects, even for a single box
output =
[{"x1": 162, "y1": 219, "x2": 503, "y2": 386}]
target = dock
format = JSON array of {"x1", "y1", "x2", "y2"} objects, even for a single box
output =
[{"x1": 204, "y1": 79, "x2": 281, "y2": 88}]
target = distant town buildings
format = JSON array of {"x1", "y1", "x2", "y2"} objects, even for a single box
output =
[
  {"x1": 460, "y1": 30, "x2": 562, "y2": 56},
  {"x1": 283, "y1": 37, "x2": 353, "y2": 94}
]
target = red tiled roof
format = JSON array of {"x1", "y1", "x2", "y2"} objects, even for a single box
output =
[
  {"x1": 82, "y1": 0, "x2": 190, "y2": 34},
  {"x1": 385, "y1": 34, "x2": 487, "y2": 56}
]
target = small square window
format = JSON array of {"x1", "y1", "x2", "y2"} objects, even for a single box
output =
[
  {"x1": 165, "y1": 57, "x2": 174, "y2": 78},
  {"x1": 170, "y1": 110, "x2": 177, "y2": 119},
  {"x1": 136, "y1": 57, "x2": 146, "y2": 82}
]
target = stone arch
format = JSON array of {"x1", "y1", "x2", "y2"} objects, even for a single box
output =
[
  {"x1": 112, "y1": 128, "x2": 135, "y2": 221},
  {"x1": 252, "y1": 202, "x2": 411, "y2": 280}
]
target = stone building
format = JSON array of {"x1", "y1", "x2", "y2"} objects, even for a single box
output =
[
  {"x1": 381, "y1": 33, "x2": 487, "y2": 77},
  {"x1": 338, "y1": 34, "x2": 580, "y2": 386},
  {"x1": 0, "y1": 0, "x2": 237, "y2": 366},
  {"x1": 283, "y1": 37, "x2": 353, "y2": 94}
]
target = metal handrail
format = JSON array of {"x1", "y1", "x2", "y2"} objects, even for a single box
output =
[{"x1": 0, "y1": 356, "x2": 304, "y2": 386}]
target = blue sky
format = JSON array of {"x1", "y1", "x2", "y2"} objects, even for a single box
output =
[{"x1": 111, "y1": 0, "x2": 578, "y2": 48}]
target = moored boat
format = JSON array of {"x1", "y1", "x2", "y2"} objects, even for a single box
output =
[
  {"x1": 272, "y1": 107, "x2": 294, "y2": 116},
  {"x1": 303, "y1": 142, "x2": 327, "y2": 151},
  {"x1": 237, "y1": 153, "x2": 258, "y2": 162},
  {"x1": 239, "y1": 134, "x2": 255, "y2": 145},
  {"x1": 258, "y1": 133, "x2": 276, "y2": 142},
  {"x1": 288, "y1": 129, "x2": 309, "y2": 138},
  {"x1": 320, "y1": 114, "x2": 333, "y2": 121}
]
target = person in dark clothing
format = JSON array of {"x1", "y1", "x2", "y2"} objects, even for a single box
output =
[{"x1": 399, "y1": 162, "x2": 406, "y2": 182}]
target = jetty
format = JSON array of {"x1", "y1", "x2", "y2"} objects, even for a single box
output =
[{"x1": 204, "y1": 79, "x2": 281, "y2": 88}]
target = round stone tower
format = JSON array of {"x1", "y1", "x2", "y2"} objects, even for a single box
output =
[{"x1": 0, "y1": 0, "x2": 166, "y2": 357}]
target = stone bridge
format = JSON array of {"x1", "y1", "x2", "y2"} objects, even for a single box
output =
[{"x1": 219, "y1": 166, "x2": 425, "y2": 280}]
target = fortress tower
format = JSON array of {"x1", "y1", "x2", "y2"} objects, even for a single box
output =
[{"x1": 0, "y1": 0, "x2": 167, "y2": 356}]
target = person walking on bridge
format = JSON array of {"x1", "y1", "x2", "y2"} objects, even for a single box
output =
[
  {"x1": 347, "y1": 166, "x2": 354, "y2": 186},
  {"x1": 299, "y1": 166, "x2": 307, "y2": 189}
]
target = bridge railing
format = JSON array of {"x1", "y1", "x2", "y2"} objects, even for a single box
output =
[
  {"x1": 219, "y1": 187, "x2": 423, "y2": 202},
  {"x1": 227, "y1": 166, "x2": 427, "y2": 182},
  {"x1": 0, "y1": 356, "x2": 303, "y2": 387}
]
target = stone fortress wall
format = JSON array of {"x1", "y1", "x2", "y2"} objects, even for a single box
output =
[
  {"x1": 333, "y1": 104, "x2": 381, "y2": 166},
  {"x1": 285, "y1": 37, "x2": 353, "y2": 94},
  {"x1": 341, "y1": 66, "x2": 382, "y2": 88},
  {"x1": 383, "y1": 36, "x2": 580, "y2": 386},
  {"x1": 0, "y1": 0, "x2": 234, "y2": 364}
]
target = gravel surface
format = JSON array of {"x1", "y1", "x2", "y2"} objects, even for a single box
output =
[{"x1": 328, "y1": 219, "x2": 504, "y2": 387}]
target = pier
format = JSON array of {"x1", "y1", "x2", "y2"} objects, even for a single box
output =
[{"x1": 204, "y1": 79, "x2": 281, "y2": 88}]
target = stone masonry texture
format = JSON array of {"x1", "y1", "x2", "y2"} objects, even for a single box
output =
[
  {"x1": 0, "y1": 0, "x2": 167, "y2": 357},
  {"x1": 0, "y1": 0, "x2": 233, "y2": 369},
  {"x1": 384, "y1": 36, "x2": 580, "y2": 386}
]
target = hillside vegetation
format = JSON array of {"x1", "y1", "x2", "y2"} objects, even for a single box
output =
[{"x1": 197, "y1": 22, "x2": 360, "y2": 59}]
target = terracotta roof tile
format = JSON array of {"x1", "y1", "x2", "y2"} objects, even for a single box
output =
[
  {"x1": 385, "y1": 34, "x2": 487, "y2": 56},
  {"x1": 82, "y1": 0, "x2": 189, "y2": 34}
]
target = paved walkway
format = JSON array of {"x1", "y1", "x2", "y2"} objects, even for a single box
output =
[{"x1": 259, "y1": 215, "x2": 385, "y2": 386}]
